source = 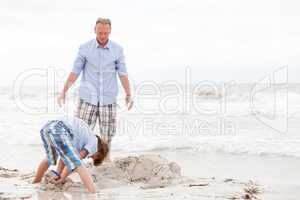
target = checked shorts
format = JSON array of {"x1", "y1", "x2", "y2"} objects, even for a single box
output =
[{"x1": 75, "y1": 99, "x2": 117, "y2": 144}]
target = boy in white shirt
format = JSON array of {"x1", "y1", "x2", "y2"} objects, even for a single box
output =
[{"x1": 33, "y1": 116, "x2": 108, "y2": 193}]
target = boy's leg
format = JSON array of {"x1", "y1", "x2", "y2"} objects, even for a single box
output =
[
  {"x1": 34, "y1": 123, "x2": 59, "y2": 183},
  {"x1": 51, "y1": 125, "x2": 82, "y2": 175},
  {"x1": 74, "y1": 165, "x2": 96, "y2": 193},
  {"x1": 33, "y1": 158, "x2": 49, "y2": 183},
  {"x1": 54, "y1": 132, "x2": 96, "y2": 193},
  {"x1": 40, "y1": 123, "x2": 59, "y2": 165}
]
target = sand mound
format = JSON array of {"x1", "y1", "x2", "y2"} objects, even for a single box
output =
[
  {"x1": 91, "y1": 154, "x2": 182, "y2": 189},
  {"x1": 40, "y1": 172, "x2": 82, "y2": 192},
  {"x1": 40, "y1": 154, "x2": 182, "y2": 191}
]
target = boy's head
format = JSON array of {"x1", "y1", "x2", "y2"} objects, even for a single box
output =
[{"x1": 91, "y1": 135, "x2": 109, "y2": 166}]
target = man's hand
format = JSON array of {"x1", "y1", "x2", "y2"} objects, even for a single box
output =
[
  {"x1": 119, "y1": 75, "x2": 132, "y2": 110},
  {"x1": 57, "y1": 72, "x2": 78, "y2": 107},
  {"x1": 57, "y1": 92, "x2": 66, "y2": 107},
  {"x1": 125, "y1": 95, "x2": 133, "y2": 110}
]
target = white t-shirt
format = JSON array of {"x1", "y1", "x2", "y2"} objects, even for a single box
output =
[{"x1": 58, "y1": 116, "x2": 98, "y2": 156}]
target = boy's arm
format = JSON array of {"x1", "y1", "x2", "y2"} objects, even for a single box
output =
[
  {"x1": 54, "y1": 161, "x2": 96, "y2": 193},
  {"x1": 75, "y1": 165, "x2": 96, "y2": 193},
  {"x1": 56, "y1": 149, "x2": 87, "y2": 174},
  {"x1": 54, "y1": 149, "x2": 89, "y2": 183},
  {"x1": 56, "y1": 159, "x2": 65, "y2": 174}
]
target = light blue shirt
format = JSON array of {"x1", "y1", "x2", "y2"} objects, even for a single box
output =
[
  {"x1": 59, "y1": 116, "x2": 98, "y2": 156},
  {"x1": 72, "y1": 39, "x2": 128, "y2": 105}
]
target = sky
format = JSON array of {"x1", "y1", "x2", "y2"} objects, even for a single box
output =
[{"x1": 1, "y1": 0, "x2": 300, "y2": 86}]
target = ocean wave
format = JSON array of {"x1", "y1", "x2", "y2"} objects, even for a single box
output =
[
  {"x1": 134, "y1": 144, "x2": 300, "y2": 159},
  {"x1": 112, "y1": 136, "x2": 300, "y2": 159},
  {"x1": 3, "y1": 133, "x2": 300, "y2": 159}
]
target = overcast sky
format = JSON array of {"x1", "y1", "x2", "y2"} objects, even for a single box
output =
[{"x1": 1, "y1": 0, "x2": 300, "y2": 86}]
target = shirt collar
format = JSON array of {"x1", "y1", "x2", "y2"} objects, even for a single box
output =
[{"x1": 95, "y1": 39, "x2": 111, "y2": 49}]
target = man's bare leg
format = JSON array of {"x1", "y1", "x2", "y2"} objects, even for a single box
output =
[
  {"x1": 101, "y1": 135, "x2": 111, "y2": 162},
  {"x1": 105, "y1": 144, "x2": 111, "y2": 162}
]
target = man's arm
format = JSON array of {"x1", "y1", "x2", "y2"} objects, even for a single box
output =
[
  {"x1": 119, "y1": 75, "x2": 131, "y2": 96},
  {"x1": 57, "y1": 72, "x2": 78, "y2": 107},
  {"x1": 119, "y1": 75, "x2": 133, "y2": 110},
  {"x1": 62, "y1": 73, "x2": 79, "y2": 94},
  {"x1": 57, "y1": 45, "x2": 86, "y2": 107},
  {"x1": 115, "y1": 47, "x2": 132, "y2": 110}
]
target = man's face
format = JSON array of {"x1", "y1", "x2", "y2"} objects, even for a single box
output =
[{"x1": 95, "y1": 23, "x2": 111, "y2": 45}]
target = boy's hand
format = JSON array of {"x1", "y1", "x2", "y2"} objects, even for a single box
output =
[
  {"x1": 49, "y1": 170, "x2": 64, "y2": 184},
  {"x1": 50, "y1": 169, "x2": 60, "y2": 179},
  {"x1": 52, "y1": 178, "x2": 66, "y2": 185}
]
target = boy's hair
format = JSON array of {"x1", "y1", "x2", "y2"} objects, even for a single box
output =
[{"x1": 92, "y1": 135, "x2": 109, "y2": 166}]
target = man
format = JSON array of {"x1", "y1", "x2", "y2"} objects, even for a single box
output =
[{"x1": 57, "y1": 18, "x2": 132, "y2": 161}]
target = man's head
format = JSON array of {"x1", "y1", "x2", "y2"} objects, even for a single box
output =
[
  {"x1": 94, "y1": 18, "x2": 111, "y2": 46},
  {"x1": 91, "y1": 135, "x2": 109, "y2": 166}
]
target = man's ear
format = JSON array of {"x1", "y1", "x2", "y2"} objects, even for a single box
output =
[{"x1": 94, "y1": 26, "x2": 96, "y2": 34}]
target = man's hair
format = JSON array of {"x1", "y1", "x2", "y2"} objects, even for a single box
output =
[
  {"x1": 92, "y1": 135, "x2": 109, "y2": 166},
  {"x1": 96, "y1": 18, "x2": 111, "y2": 27}
]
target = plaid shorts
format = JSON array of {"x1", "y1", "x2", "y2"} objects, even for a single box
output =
[
  {"x1": 40, "y1": 120, "x2": 82, "y2": 172},
  {"x1": 76, "y1": 99, "x2": 116, "y2": 144}
]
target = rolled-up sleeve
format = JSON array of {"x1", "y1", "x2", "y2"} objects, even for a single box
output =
[
  {"x1": 116, "y1": 47, "x2": 128, "y2": 77},
  {"x1": 72, "y1": 45, "x2": 86, "y2": 76}
]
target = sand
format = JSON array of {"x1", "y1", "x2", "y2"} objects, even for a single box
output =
[
  {"x1": 0, "y1": 154, "x2": 266, "y2": 200},
  {"x1": 1, "y1": 83, "x2": 300, "y2": 199}
]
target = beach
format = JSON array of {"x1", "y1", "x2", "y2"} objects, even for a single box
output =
[
  {"x1": 1, "y1": 83, "x2": 300, "y2": 199},
  {"x1": 1, "y1": 150, "x2": 300, "y2": 199}
]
